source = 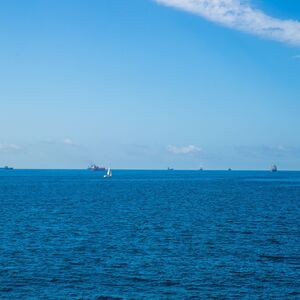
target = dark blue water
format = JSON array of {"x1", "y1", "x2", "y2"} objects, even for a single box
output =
[{"x1": 0, "y1": 170, "x2": 299, "y2": 299}]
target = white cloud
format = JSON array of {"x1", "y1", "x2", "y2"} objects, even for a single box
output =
[
  {"x1": 167, "y1": 144, "x2": 202, "y2": 154},
  {"x1": 292, "y1": 54, "x2": 300, "y2": 59},
  {"x1": 155, "y1": 0, "x2": 300, "y2": 46},
  {"x1": 0, "y1": 143, "x2": 21, "y2": 151}
]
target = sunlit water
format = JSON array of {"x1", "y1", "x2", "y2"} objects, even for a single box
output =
[{"x1": 0, "y1": 170, "x2": 299, "y2": 299}]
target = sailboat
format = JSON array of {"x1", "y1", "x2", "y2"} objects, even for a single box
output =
[{"x1": 104, "y1": 168, "x2": 112, "y2": 178}]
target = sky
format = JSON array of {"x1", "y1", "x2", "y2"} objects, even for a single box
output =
[{"x1": 0, "y1": 0, "x2": 300, "y2": 170}]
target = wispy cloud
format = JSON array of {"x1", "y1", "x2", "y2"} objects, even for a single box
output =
[
  {"x1": 155, "y1": 0, "x2": 300, "y2": 46},
  {"x1": 0, "y1": 143, "x2": 21, "y2": 151},
  {"x1": 292, "y1": 54, "x2": 300, "y2": 59},
  {"x1": 62, "y1": 138, "x2": 76, "y2": 145},
  {"x1": 41, "y1": 138, "x2": 78, "y2": 146},
  {"x1": 236, "y1": 145, "x2": 300, "y2": 158},
  {"x1": 167, "y1": 144, "x2": 202, "y2": 154}
]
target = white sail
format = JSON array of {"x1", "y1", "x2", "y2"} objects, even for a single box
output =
[{"x1": 104, "y1": 168, "x2": 112, "y2": 178}]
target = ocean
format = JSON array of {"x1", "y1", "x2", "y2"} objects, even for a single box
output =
[{"x1": 0, "y1": 170, "x2": 299, "y2": 299}]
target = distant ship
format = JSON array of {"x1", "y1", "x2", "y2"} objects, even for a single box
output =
[
  {"x1": 228, "y1": 168, "x2": 232, "y2": 171},
  {"x1": 167, "y1": 167, "x2": 174, "y2": 171},
  {"x1": 104, "y1": 168, "x2": 112, "y2": 178},
  {"x1": 87, "y1": 164, "x2": 106, "y2": 171},
  {"x1": 0, "y1": 166, "x2": 14, "y2": 170},
  {"x1": 271, "y1": 165, "x2": 278, "y2": 172}
]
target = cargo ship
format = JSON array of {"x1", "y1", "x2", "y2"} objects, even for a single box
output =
[
  {"x1": 87, "y1": 164, "x2": 106, "y2": 171},
  {"x1": 271, "y1": 165, "x2": 278, "y2": 172},
  {"x1": 0, "y1": 166, "x2": 14, "y2": 170}
]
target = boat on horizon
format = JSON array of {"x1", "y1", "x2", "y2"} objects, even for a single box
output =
[
  {"x1": 87, "y1": 164, "x2": 106, "y2": 171},
  {"x1": 167, "y1": 167, "x2": 174, "y2": 171},
  {"x1": 0, "y1": 166, "x2": 14, "y2": 170},
  {"x1": 271, "y1": 165, "x2": 278, "y2": 172},
  {"x1": 104, "y1": 168, "x2": 112, "y2": 178}
]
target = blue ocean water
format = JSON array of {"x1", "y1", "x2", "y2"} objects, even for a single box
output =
[{"x1": 0, "y1": 170, "x2": 299, "y2": 299}]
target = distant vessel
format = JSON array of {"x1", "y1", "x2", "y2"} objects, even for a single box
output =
[
  {"x1": 167, "y1": 167, "x2": 174, "y2": 171},
  {"x1": 199, "y1": 168, "x2": 204, "y2": 171},
  {"x1": 271, "y1": 165, "x2": 278, "y2": 172},
  {"x1": 104, "y1": 168, "x2": 112, "y2": 178},
  {"x1": 88, "y1": 164, "x2": 106, "y2": 171},
  {"x1": 0, "y1": 166, "x2": 13, "y2": 170},
  {"x1": 228, "y1": 168, "x2": 232, "y2": 171}
]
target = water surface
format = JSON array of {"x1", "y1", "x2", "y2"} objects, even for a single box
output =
[{"x1": 0, "y1": 170, "x2": 299, "y2": 299}]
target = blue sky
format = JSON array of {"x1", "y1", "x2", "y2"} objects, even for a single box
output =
[{"x1": 0, "y1": 0, "x2": 300, "y2": 170}]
